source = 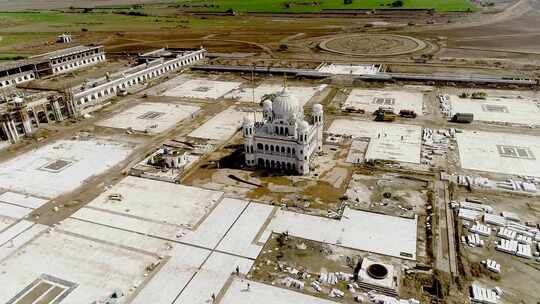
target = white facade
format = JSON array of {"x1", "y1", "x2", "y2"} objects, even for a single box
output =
[
  {"x1": 243, "y1": 87, "x2": 323, "y2": 175},
  {"x1": 72, "y1": 49, "x2": 206, "y2": 114}
]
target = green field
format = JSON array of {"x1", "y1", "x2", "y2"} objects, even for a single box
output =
[{"x1": 178, "y1": 0, "x2": 476, "y2": 12}]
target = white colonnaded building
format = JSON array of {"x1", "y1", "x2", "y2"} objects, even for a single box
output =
[{"x1": 242, "y1": 87, "x2": 324, "y2": 175}]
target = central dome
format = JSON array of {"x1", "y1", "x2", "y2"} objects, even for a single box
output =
[{"x1": 272, "y1": 88, "x2": 303, "y2": 120}]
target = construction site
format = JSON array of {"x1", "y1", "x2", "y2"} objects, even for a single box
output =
[{"x1": 0, "y1": 0, "x2": 539, "y2": 304}]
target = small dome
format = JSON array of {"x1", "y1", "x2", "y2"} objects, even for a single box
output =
[
  {"x1": 242, "y1": 116, "x2": 253, "y2": 126},
  {"x1": 262, "y1": 99, "x2": 272, "y2": 109},
  {"x1": 312, "y1": 103, "x2": 323, "y2": 113},
  {"x1": 298, "y1": 120, "x2": 309, "y2": 131},
  {"x1": 272, "y1": 88, "x2": 303, "y2": 120}
]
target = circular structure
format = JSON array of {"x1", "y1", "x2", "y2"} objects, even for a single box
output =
[
  {"x1": 367, "y1": 263, "x2": 389, "y2": 279},
  {"x1": 319, "y1": 34, "x2": 427, "y2": 57},
  {"x1": 272, "y1": 88, "x2": 303, "y2": 120}
]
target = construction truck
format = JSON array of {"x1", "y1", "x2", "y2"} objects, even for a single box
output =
[
  {"x1": 399, "y1": 109, "x2": 417, "y2": 118},
  {"x1": 451, "y1": 112, "x2": 474, "y2": 123},
  {"x1": 373, "y1": 106, "x2": 397, "y2": 122},
  {"x1": 375, "y1": 111, "x2": 397, "y2": 122}
]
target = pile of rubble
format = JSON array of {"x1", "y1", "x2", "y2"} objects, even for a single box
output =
[
  {"x1": 457, "y1": 175, "x2": 538, "y2": 193},
  {"x1": 421, "y1": 128, "x2": 456, "y2": 166},
  {"x1": 454, "y1": 199, "x2": 540, "y2": 261},
  {"x1": 437, "y1": 94, "x2": 452, "y2": 117}
]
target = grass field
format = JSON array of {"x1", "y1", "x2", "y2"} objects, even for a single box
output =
[{"x1": 177, "y1": 0, "x2": 476, "y2": 12}]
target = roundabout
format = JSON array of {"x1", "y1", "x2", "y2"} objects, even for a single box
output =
[{"x1": 319, "y1": 34, "x2": 428, "y2": 57}]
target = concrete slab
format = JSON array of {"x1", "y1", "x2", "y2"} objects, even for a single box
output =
[
  {"x1": 217, "y1": 202, "x2": 276, "y2": 259},
  {"x1": 0, "y1": 202, "x2": 32, "y2": 220},
  {"x1": 449, "y1": 95, "x2": 540, "y2": 125},
  {"x1": 0, "y1": 222, "x2": 47, "y2": 261},
  {"x1": 228, "y1": 84, "x2": 326, "y2": 106},
  {"x1": 0, "y1": 231, "x2": 156, "y2": 304},
  {"x1": 163, "y1": 79, "x2": 241, "y2": 100},
  {"x1": 87, "y1": 176, "x2": 223, "y2": 229},
  {"x1": 188, "y1": 107, "x2": 250, "y2": 141},
  {"x1": 0, "y1": 192, "x2": 48, "y2": 209},
  {"x1": 456, "y1": 131, "x2": 540, "y2": 177},
  {"x1": 0, "y1": 216, "x2": 16, "y2": 232},
  {"x1": 96, "y1": 102, "x2": 200, "y2": 134},
  {"x1": 220, "y1": 279, "x2": 337, "y2": 304},
  {"x1": 71, "y1": 207, "x2": 180, "y2": 240},
  {"x1": 180, "y1": 198, "x2": 249, "y2": 249},
  {"x1": 173, "y1": 252, "x2": 254, "y2": 304},
  {"x1": 131, "y1": 245, "x2": 210, "y2": 304},
  {"x1": 259, "y1": 208, "x2": 417, "y2": 260},
  {"x1": 58, "y1": 218, "x2": 169, "y2": 254},
  {"x1": 0, "y1": 138, "x2": 135, "y2": 198},
  {"x1": 343, "y1": 89, "x2": 423, "y2": 114},
  {"x1": 328, "y1": 119, "x2": 422, "y2": 164},
  {"x1": 0, "y1": 220, "x2": 34, "y2": 246}
]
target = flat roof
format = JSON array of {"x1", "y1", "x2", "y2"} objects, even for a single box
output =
[
  {"x1": 0, "y1": 45, "x2": 103, "y2": 72},
  {"x1": 30, "y1": 45, "x2": 103, "y2": 60}
]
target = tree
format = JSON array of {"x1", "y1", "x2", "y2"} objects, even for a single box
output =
[{"x1": 391, "y1": 0, "x2": 404, "y2": 7}]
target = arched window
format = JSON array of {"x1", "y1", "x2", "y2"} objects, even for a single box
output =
[
  {"x1": 270, "y1": 145, "x2": 274, "y2": 152},
  {"x1": 275, "y1": 126, "x2": 279, "y2": 134},
  {"x1": 265, "y1": 144, "x2": 269, "y2": 151},
  {"x1": 257, "y1": 143, "x2": 263, "y2": 150},
  {"x1": 281, "y1": 146, "x2": 285, "y2": 153},
  {"x1": 287, "y1": 147, "x2": 291, "y2": 154}
]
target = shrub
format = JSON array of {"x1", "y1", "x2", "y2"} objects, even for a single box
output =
[{"x1": 391, "y1": 0, "x2": 404, "y2": 7}]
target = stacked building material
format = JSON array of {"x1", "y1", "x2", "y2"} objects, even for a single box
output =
[
  {"x1": 516, "y1": 244, "x2": 532, "y2": 258},
  {"x1": 482, "y1": 259, "x2": 501, "y2": 273},
  {"x1": 502, "y1": 211, "x2": 520, "y2": 222},
  {"x1": 470, "y1": 284, "x2": 499, "y2": 304},
  {"x1": 516, "y1": 234, "x2": 533, "y2": 244},
  {"x1": 497, "y1": 228, "x2": 517, "y2": 240},
  {"x1": 496, "y1": 239, "x2": 518, "y2": 254},
  {"x1": 281, "y1": 277, "x2": 305, "y2": 289},
  {"x1": 460, "y1": 201, "x2": 493, "y2": 213},
  {"x1": 458, "y1": 208, "x2": 483, "y2": 221},
  {"x1": 437, "y1": 94, "x2": 452, "y2": 117},
  {"x1": 467, "y1": 233, "x2": 484, "y2": 247},
  {"x1": 484, "y1": 214, "x2": 506, "y2": 226},
  {"x1": 470, "y1": 223, "x2": 491, "y2": 236}
]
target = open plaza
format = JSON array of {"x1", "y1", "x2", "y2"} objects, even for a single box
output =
[
  {"x1": 342, "y1": 89, "x2": 424, "y2": 115},
  {"x1": 96, "y1": 102, "x2": 200, "y2": 134},
  {"x1": 449, "y1": 95, "x2": 540, "y2": 125}
]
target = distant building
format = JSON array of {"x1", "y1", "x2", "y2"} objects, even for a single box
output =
[
  {"x1": 0, "y1": 45, "x2": 106, "y2": 90},
  {"x1": 57, "y1": 33, "x2": 73, "y2": 44},
  {"x1": 243, "y1": 87, "x2": 323, "y2": 175},
  {"x1": 0, "y1": 94, "x2": 69, "y2": 143}
]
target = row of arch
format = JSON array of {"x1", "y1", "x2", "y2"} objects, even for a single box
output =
[
  {"x1": 258, "y1": 158, "x2": 297, "y2": 172},
  {"x1": 275, "y1": 125, "x2": 290, "y2": 136},
  {"x1": 53, "y1": 55, "x2": 105, "y2": 74},
  {"x1": 75, "y1": 52, "x2": 205, "y2": 106},
  {"x1": 0, "y1": 72, "x2": 35, "y2": 88},
  {"x1": 51, "y1": 48, "x2": 102, "y2": 65},
  {"x1": 255, "y1": 143, "x2": 298, "y2": 156}
]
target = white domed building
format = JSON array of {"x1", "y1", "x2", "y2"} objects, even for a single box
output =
[{"x1": 243, "y1": 87, "x2": 323, "y2": 175}]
